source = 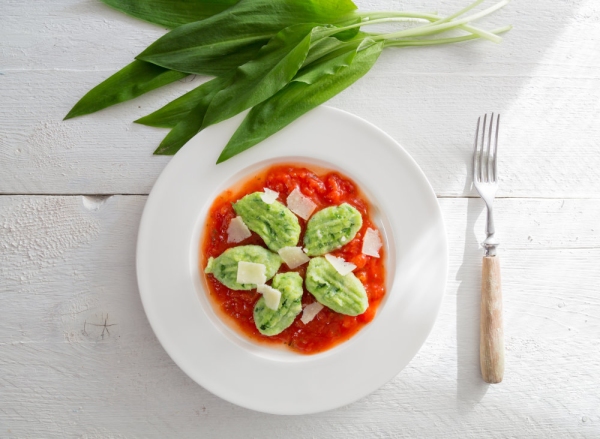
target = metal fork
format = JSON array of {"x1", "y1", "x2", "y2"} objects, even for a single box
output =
[{"x1": 472, "y1": 113, "x2": 504, "y2": 384}]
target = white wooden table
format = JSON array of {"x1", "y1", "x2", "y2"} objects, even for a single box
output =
[{"x1": 2, "y1": 0, "x2": 599, "y2": 436}]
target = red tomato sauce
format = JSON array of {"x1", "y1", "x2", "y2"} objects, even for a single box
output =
[{"x1": 201, "y1": 164, "x2": 386, "y2": 354}]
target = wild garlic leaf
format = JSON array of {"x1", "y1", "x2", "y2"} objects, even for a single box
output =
[
  {"x1": 136, "y1": 0, "x2": 359, "y2": 75},
  {"x1": 301, "y1": 31, "x2": 371, "y2": 68},
  {"x1": 135, "y1": 73, "x2": 234, "y2": 128},
  {"x1": 294, "y1": 40, "x2": 363, "y2": 84},
  {"x1": 100, "y1": 0, "x2": 239, "y2": 29},
  {"x1": 150, "y1": 24, "x2": 328, "y2": 154},
  {"x1": 217, "y1": 40, "x2": 384, "y2": 163},
  {"x1": 152, "y1": 104, "x2": 210, "y2": 155},
  {"x1": 137, "y1": 25, "x2": 341, "y2": 130},
  {"x1": 151, "y1": 75, "x2": 234, "y2": 154},
  {"x1": 301, "y1": 37, "x2": 347, "y2": 67},
  {"x1": 201, "y1": 23, "x2": 323, "y2": 129},
  {"x1": 64, "y1": 60, "x2": 186, "y2": 120}
]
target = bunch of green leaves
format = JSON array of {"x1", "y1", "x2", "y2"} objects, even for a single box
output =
[{"x1": 65, "y1": 0, "x2": 511, "y2": 163}]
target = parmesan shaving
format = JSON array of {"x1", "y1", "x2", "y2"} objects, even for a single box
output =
[
  {"x1": 226, "y1": 216, "x2": 251, "y2": 243},
  {"x1": 257, "y1": 284, "x2": 282, "y2": 310},
  {"x1": 286, "y1": 187, "x2": 317, "y2": 220},
  {"x1": 260, "y1": 187, "x2": 279, "y2": 204},
  {"x1": 362, "y1": 228, "x2": 382, "y2": 257},
  {"x1": 301, "y1": 302, "x2": 324, "y2": 324},
  {"x1": 278, "y1": 246, "x2": 310, "y2": 269},
  {"x1": 236, "y1": 261, "x2": 267, "y2": 285},
  {"x1": 324, "y1": 254, "x2": 356, "y2": 276}
]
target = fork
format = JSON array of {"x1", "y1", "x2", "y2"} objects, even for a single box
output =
[{"x1": 472, "y1": 113, "x2": 504, "y2": 384}]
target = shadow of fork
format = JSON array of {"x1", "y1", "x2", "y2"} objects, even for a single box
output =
[{"x1": 456, "y1": 155, "x2": 490, "y2": 412}]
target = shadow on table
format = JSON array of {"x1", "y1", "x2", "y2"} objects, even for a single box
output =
[
  {"x1": 453, "y1": 0, "x2": 584, "y2": 399},
  {"x1": 456, "y1": 160, "x2": 489, "y2": 411}
]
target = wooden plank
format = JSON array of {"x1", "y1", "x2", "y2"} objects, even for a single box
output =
[
  {"x1": 3, "y1": 0, "x2": 599, "y2": 436},
  {"x1": 0, "y1": 69, "x2": 197, "y2": 194},
  {"x1": 3, "y1": 0, "x2": 597, "y2": 76},
  {"x1": 0, "y1": 195, "x2": 598, "y2": 436},
  {"x1": 2, "y1": 0, "x2": 599, "y2": 197},
  {"x1": 1, "y1": 69, "x2": 599, "y2": 197},
  {"x1": 2, "y1": 0, "x2": 167, "y2": 71}
]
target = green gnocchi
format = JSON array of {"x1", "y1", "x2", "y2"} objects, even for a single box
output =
[
  {"x1": 305, "y1": 257, "x2": 369, "y2": 316},
  {"x1": 303, "y1": 203, "x2": 362, "y2": 256},
  {"x1": 233, "y1": 192, "x2": 301, "y2": 252},
  {"x1": 205, "y1": 245, "x2": 281, "y2": 290},
  {"x1": 253, "y1": 272, "x2": 303, "y2": 336}
]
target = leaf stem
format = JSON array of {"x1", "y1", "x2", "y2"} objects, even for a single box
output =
[
  {"x1": 423, "y1": 0, "x2": 486, "y2": 27},
  {"x1": 358, "y1": 7, "x2": 502, "y2": 43},
  {"x1": 382, "y1": 25, "x2": 512, "y2": 47},
  {"x1": 375, "y1": 0, "x2": 510, "y2": 41},
  {"x1": 329, "y1": 0, "x2": 510, "y2": 45},
  {"x1": 327, "y1": 16, "x2": 494, "y2": 42},
  {"x1": 411, "y1": 0, "x2": 504, "y2": 43},
  {"x1": 356, "y1": 11, "x2": 437, "y2": 19}
]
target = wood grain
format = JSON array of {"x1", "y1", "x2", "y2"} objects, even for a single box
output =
[
  {"x1": 1, "y1": 0, "x2": 599, "y2": 196},
  {"x1": 0, "y1": 196, "x2": 599, "y2": 437},
  {"x1": 2, "y1": 0, "x2": 600, "y2": 436},
  {"x1": 479, "y1": 256, "x2": 504, "y2": 384}
]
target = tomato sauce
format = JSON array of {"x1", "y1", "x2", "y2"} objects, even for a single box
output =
[{"x1": 201, "y1": 165, "x2": 386, "y2": 354}]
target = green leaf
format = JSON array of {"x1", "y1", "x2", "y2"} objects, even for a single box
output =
[
  {"x1": 147, "y1": 24, "x2": 328, "y2": 154},
  {"x1": 326, "y1": 16, "x2": 362, "y2": 42},
  {"x1": 66, "y1": 0, "x2": 245, "y2": 120},
  {"x1": 137, "y1": 25, "x2": 342, "y2": 130},
  {"x1": 135, "y1": 74, "x2": 234, "y2": 128},
  {"x1": 301, "y1": 31, "x2": 369, "y2": 67},
  {"x1": 294, "y1": 38, "x2": 364, "y2": 84},
  {"x1": 151, "y1": 76, "x2": 235, "y2": 154},
  {"x1": 64, "y1": 60, "x2": 187, "y2": 120},
  {"x1": 151, "y1": 100, "x2": 215, "y2": 155},
  {"x1": 217, "y1": 39, "x2": 383, "y2": 163},
  {"x1": 100, "y1": 0, "x2": 239, "y2": 29},
  {"x1": 301, "y1": 36, "x2": 347, "y2": 67},
  {"x1": 202, "y1": 23, "x2": 322, "y2": 128},
  {"x1": 136, "y1": 0, "x2": 358, "y2": 75}
]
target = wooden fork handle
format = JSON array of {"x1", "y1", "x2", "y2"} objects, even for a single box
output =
[{"x1": 480, "y1": 255, "x2": 504, "y2": 383}]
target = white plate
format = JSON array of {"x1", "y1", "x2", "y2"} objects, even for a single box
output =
[{"x1": 136, "y1": 106, "x2": 447, "y2": 415}]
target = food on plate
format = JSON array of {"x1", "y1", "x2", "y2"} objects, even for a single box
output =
[
  {"x1": 204, "y1": 245, "x2": 282, "y2": 290},
  {"x1": 362, "y1": 227, "x2": 382, "y2": 258},
  {"x1": 303, "y1": 203, "x2": 362, "y2": 256},
  {"x1": 305, "y1": 257, "x2": 368, "y2": 316},
  {"x1": 226, "y1": 216, "x2": 252, "y2": 243},
  {"x1": 202, "y1": 164, "x2": 386, "y2": 354},
  {"x1": 253, "y1": 272, "x2": 304, "y2": 336},
  {"x1": 278, "y1": 246, "x2": 310, "y2": 269},
  {"x1": 323, "y1": 254, "x2": 356, "y2": 276},
  {"x1": 233, "y1": 192, "x2": 301, "y2": 252},
  {"x1": 286, "y1": 187, "x2": 317, "y2": 220},
  {"x1": 300, "y1": 302, "x2": 324, "y2": 325}
]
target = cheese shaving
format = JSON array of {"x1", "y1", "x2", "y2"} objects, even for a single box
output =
[
  {"x1": 286, "y1": 187, "x2": 317, "y2": 220},
  {"x1": 362, "y1": 228, "x2": 382, "y2": 257},
  {"x1": 324, "y1": 254, "x2": 356, "y2": 276},
  {"x1": 236, "y1": 261, "x2": 267, "y2": 285},
  {"x1": 226, "y1": 216, "x2": 251, "y2": 243},
  {"x1": 257, "y1": 284, "x2": 282, "y2": 310},
  {"x1": 260, "y1": 187, "x2": 279, "y2": 204},
  {"x1": 301, "y1": 302, "x2": 324, "y2": 324},
  {"x1": 278, "y1": 246, "x2": 310, "y2": 269}
]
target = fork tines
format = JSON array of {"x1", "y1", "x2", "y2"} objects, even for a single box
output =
[{"x1": 473, "y1": 113, "x2": 500, "y2": 184}]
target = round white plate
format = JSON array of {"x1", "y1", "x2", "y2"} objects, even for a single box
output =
[{"x1": 136, "y1": 106, "x2": 447, "y2": 415}]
